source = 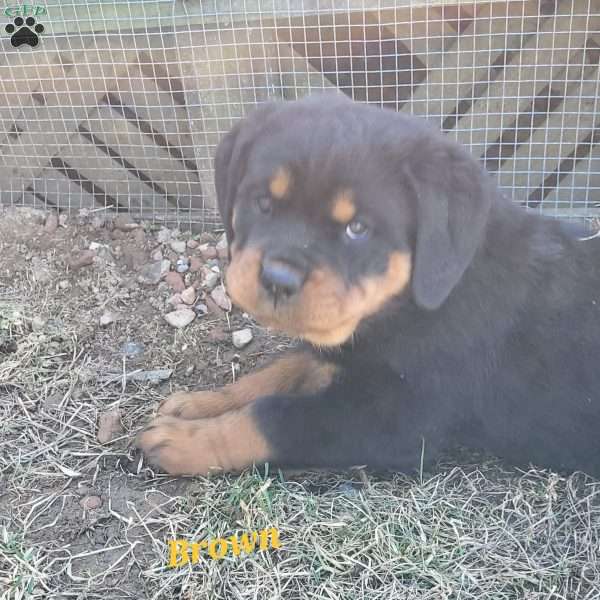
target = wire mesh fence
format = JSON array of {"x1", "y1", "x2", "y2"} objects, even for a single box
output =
[{"x1": 0, "y1": 0, "x2": 598, "y2": 230}]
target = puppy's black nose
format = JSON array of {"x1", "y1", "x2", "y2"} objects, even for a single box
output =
[{"x1": 260, "y1": 257, "x2": 306, "y2": 297}]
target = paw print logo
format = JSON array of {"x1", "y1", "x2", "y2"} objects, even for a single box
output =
[{"x1": 5, "y1": 16, "x2": 44, "y2": 48}]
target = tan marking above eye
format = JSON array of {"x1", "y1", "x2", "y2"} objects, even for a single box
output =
[
  {"x1": 269, "y1": 167, "x2": 291, "y2": 199},
  {"x1": 331, "y1": 190, "x2": 357, "y2": 223}
]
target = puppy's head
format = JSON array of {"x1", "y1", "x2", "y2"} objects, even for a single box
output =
[{"x1": 215, "y1": 95, "x2": 493, "y2": 346}]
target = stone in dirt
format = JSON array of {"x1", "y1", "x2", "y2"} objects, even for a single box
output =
[
  {"x1": 202, "y1": 267, "x2": 219, "y2": 290},
  {"x1": 199, "y1": 244, "x2": 218, "y2": 260},
  {"x1": 232, "y1": 328, "x2": 253, "y2": 349},
  {"x1": 176, "y1": 257, "x2": 190, "y2": 273},
  {"x1": 99, "y1": 311, "x2": 120, "y2": 327},
  {"x1": 80, "y1": 495, "x2": 102, "y2": 510},
  {"x1": 204, "y1": 296, "x2": 225, "y2": 316},
  {"x1": 97, "y1": 408, "x2": 123, "y2": 444},
  {"x1": 211, "y1": 286, "x2": 232, "y2": 311},
  {"x1": 160, "y1": 259, "x2": 171, "y2": 276},
  {"x1": 113, "y1": 214, "x2": 139, "y2": 232},
  {"x1": 69, "y1": 249, "x2": 95, "y2": 270},
  {"x1": 216, "y1": 233, "x2": 228, "y2": 251},
  {"x1": 31, "y1": 256, "x2": 52, "y2": 283},
  {"x1": 170, "y1": 240, "x2": 187, "y2": 254},
  {"x1": 164, "y1": 308, "x2": 196, "y2": 329},
  {"x1": 138, "y1": 261, "x2": 163, "y2": 285},
  {"x1": 187, "y1": 239, "x2": 199, "y2": 249},
  {"x1": 168, "y1": 293, "x2": 183, "y2": 306},
  {"x1": 31, "y1": 316, "x2": 46, "y2": 331},
  {"x1": 165, "y1": 271, "x2": 185, "y2": 292},
  {"x1": 43, "y1": 212, "x2": 58, "y2": 234},
  {"x1": 189, "y1": 256, "x2": 203, "y2": 273},
  {"x1": 216, "y1": 234, "x2": 228, "y2": 259},
  {"x1": 181, "y1": 286, "x2": 196, "y2": 305},
  {"x1": 194, "y1": 303, "x2": 208, "y2": 316},
  {"x1": 127, "y1": 369, "x2": 173, "y2": 384},
  {"x1": 157, "y1": 228, "x2": 171, "y2": 244}
]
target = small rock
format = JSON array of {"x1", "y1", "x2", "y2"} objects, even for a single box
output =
[
  {"x1": 69, "y1": 250, "x2": 95, "y2": 270},
  {"x1": 160, "y1": 259, "x2": 171, "y2": 276},
  {"x1": 157, "y1": 228, "x2": 171, "y2": 244},
  {"x1": 97, "y1": 408, "x2": 123, "y2": 444},
  {"x1": 164, "y1": 309, "x2": 196, "y2": 329},
  {"x1": 99, "y1": 311, "x2": 119, "y2": 327},
  {"x1": 168, "y1": 293, "x2": 183, "y2": 306},
  {"x1": 232, "y1": 328, "x2": 253, "y2": 349},
  {"x1": 205, "y1": 296, "x2": 225, "y2": 316},
  {"x1": 133, "y1": 228, "x2": 146, "y2": 245},
  {"x1": 91, "y1": 215, "x2": 105, "y2": 229},
  {"x1": 181, "y1": 286, "x2": 196, "y2": 305},
  {"x1": 202, "y1": 268, "x2": 220, "y2": 290},
  {"x1": 31, "y1": 316, "x2": 46, "y2": 331},
  {"x1": 44, "y1": 212, "x2": 58, "y2": 234},
  {"x1": 170, "y1": 240, "x2": 187, "y2": 254},
  {"x1": 187, "y1": 239, "x2": 199, "y2": 249},
  {"x1": 113, "y1": 214, "x2": 139, "y2": 232},
  {"x1": 138, "y1": 261, "x2": 163, "y2": 285},
  {"x1": 76, "y1": 481, "x2": 92, "y2": 496},
  {"x1": 216, "y1": 235, "x2": 228, "y2": 259},
  {"x1": 189, "y1": 256, "x2": 203, "y2": 273},
  {"x1": 165, "y1": 271, "x2": 185, "y2": 292},
  {"x1": 120, "y1": 341, "x2": 145, "y2": 358},
  {"x1": 216, "y1": 233, "x2": 228, "y2": 252},
  {"x1": 194, "y1": 303, "x2": 208, "y2": 316},
  {"x1": 80, "y1": 495, "x2": 102, "y2": 510},
  {"x1": 58, "y1": 280, "x2": 70, "y2": 290},
  {"x1": 58, "y1": 214, "x2": 68, "y2": 227},
  {"x1": 199, "y1": 244, "x2": 218, "y2": 260},
  {"x1": 176, "y1": 257, "x2": 190, "y2": 273},
  {"x1": 89, "y1": 241, "x2": 102, "y2": 251},
  {"x1": 127, "y1": 369, "x2": 172, "y2": 384},
  {"x1": 151, "y1": 249, "x2": 163, "y2": 261},
  {"x1": 211, "y1": 286, "x2": 232, "y2": 311},
  {"x1": 207, "y1": 326, "x2": 229, "y2": 342},
  {"x1": 94, "y1": 246, "x2": 115, "y2": 266},
  {"x1": 31, "y1": 257, "x2": 52, "y2": 283}
]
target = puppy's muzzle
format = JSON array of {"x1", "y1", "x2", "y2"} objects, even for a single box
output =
[{"x1": 260, "y1": 257, "x2": 307, "y2": 298}]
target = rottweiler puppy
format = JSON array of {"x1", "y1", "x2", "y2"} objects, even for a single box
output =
[{"x1": 137, "y1": 94, "x2": 600, "y2": 477}]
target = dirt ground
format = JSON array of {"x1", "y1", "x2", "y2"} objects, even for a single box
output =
[{"x1": 1, "y1": 206, "x2": 599, "y2": 599}]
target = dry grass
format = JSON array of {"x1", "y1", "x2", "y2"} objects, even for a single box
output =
[{"x1": 1, "y1": 208, "x2": 600, "y2": 599}]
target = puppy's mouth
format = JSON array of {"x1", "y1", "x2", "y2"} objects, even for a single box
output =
[{"x1": 225, "y1": 247, "x2": 411, "y2": 346}]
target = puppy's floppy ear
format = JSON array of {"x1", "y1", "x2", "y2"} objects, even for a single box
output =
[
  {"x1": 405, "y1": 138, "x2": 493, "y2": 310},
  {"x1": 214, "y1": 103, "x2": 280, "y2": 249}
]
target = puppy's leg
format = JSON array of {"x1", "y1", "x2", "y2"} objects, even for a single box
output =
[
  {"x1": 136, "y1": 380, "x2": 440, "y2": 476},
  {"x1": 159, "y1": 350, "x2": 336, "y2": 419}
]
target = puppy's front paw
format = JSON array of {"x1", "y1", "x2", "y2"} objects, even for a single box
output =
[
  {"x1": 136, "y1": 415, "x2": 222, "y2": 476},
  {"x1": 136, "y1": 410, "x2": 271, "y2": 476},
  {"x1": 158, "y1": 390, "x2": 230, "y2": 419}
]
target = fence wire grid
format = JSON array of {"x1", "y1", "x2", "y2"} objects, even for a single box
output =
[{"x1": 0, "y1": 0, "x2": 599, "y2": 230}]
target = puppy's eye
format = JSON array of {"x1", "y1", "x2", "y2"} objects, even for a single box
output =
[
  {"x1": 345, "y1": 219, "x2": 369, "y2": 240},
  {"x1": 256, "y1": 196, "x2": 272, "y2": 214}
]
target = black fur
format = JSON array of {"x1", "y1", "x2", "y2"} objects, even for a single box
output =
[{"x1": 217, "y1": 94, "x2": 600, "y2": 477}]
